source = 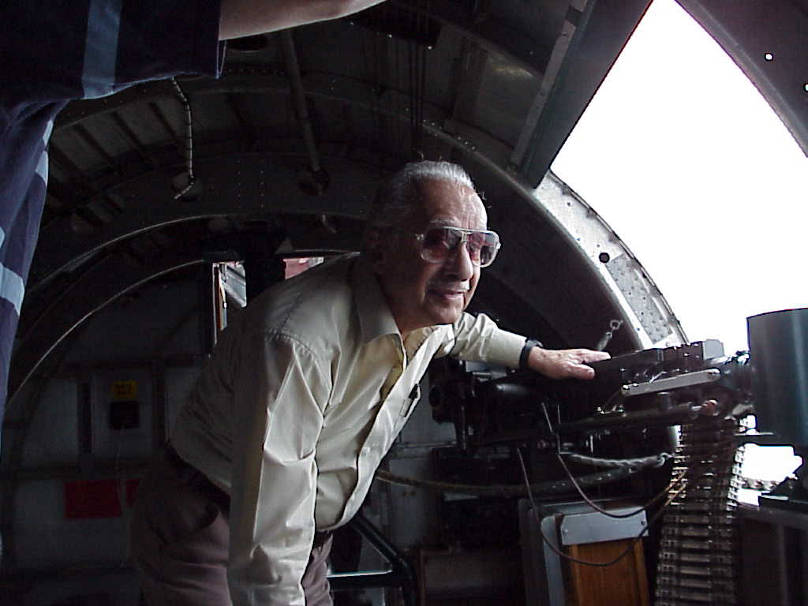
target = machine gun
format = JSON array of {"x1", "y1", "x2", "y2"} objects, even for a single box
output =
[
  {"x1": 558, "y1": 339, "x2": 753, "y2": 432},
  {"x1": 428, "y1": 339, "x2": 752, "y2": 458},
  {"x1": 420, "y1": 308, "x2": 808, "y2": 606}
]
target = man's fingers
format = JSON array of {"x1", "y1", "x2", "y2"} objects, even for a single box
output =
[
  {"x1": 562, "y1": 349, "x2": 608, "y2": 380},
  {"x1": 574, "y1": 349, "x2": 610, "y2": 363},
  {"x1": 570, "y1": 363, "x2": 596, "y2": 380},
  {"x1": 532, "y1": 347, "x2": 610, "y2": 380},
  {"x1": 573, "y1": 349, "x2": 609, "y2": 380}
]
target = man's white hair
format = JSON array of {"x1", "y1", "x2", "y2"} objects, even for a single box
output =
[{"x1": 365, "y1": 160, "x2": 477, "y2": 232}]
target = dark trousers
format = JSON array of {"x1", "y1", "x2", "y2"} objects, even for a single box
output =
[{"x1": 130, "y1": 446, "x2": 333, "y2": 605}]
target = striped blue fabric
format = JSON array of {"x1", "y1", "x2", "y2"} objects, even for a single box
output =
[
  {"x1": 82, "y1": 0, "x2": 123, "y2": 98},
  {"x1": 0, "y1": 264, "x2": 25, "y2": 316},
  {"x1": 0, "y1": 0, "x2": 223, "y2": 425},
  {"x1": 42, "y1": 118, "x2": 54, "y2": 144},
  {"x1": 35, "y1": 149, "x2": 49, "y2": 184},
  {"x1": 35, "y1": 119, "x2": 53, "y2": 183}
]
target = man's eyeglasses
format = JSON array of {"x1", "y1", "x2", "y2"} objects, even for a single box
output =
[{"x1": 409, "y1": 226, "x2": 501, "y2": 268}]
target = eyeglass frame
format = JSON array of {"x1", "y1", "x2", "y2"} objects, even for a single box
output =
[{"x1": 403, "y1": 225, "x2": 502, "y2": 268}]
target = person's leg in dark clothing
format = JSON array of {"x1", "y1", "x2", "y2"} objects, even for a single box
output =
[
  {"x1": 130, "y1": 449, "x2": 231, "y2": 605},
  {"x1": 130, "y1": 447, "x2": 335, "y2": 605}
]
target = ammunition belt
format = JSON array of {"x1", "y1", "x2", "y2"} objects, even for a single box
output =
[{"x1": 654, "y1": 417, "x2": 741, "y2": 606}]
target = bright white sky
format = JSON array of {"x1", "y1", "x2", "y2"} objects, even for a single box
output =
[{"x1": 552, "y1": 0, "x2": 808, "y2": 355}]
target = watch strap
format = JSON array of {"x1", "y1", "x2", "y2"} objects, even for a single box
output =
[{"x1": 519, "y1": 338, "x2": 543, "y2": 369}]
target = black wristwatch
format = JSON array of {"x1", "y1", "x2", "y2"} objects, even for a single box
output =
[{"x1": 519, "y1": 338, "x2": 543, "y2": 369}]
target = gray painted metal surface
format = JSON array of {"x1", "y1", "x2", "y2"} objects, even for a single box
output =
[
  {"x1": 5, "y1": 1, "x2": 806, "y2": 603},
  {"x1": 558, "y1": 506, "x2": 647, "y2": 546}
]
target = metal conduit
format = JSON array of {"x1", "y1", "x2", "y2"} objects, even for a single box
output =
[{"x1": 280, "y1": 30, "x2": 322, "y2": 175}]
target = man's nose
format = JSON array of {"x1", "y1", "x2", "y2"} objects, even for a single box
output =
[{"x1": 445, "y1": 240, "x2": 475, "y2": 279}]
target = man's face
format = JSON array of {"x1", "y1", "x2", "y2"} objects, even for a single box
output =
[{"x1": 374, "y1": 179, "x2": 487, "y2": 335}]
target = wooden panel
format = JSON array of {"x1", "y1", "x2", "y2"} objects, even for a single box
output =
[{"x1": 566, "y1": 539, "x2": 649, "y2": 606}]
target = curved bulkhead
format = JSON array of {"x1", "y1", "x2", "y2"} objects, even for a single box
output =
[{"x1": 1, "y1": 1, "x2": 805, "y2": 604}]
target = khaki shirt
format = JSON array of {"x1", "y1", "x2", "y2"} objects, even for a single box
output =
[{"x1": 172, "y1": 254, "x2": 525, "y2": 605}]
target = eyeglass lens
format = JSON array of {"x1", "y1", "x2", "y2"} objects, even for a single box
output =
[{"x1": 421, "y1": 227, "x2": 498, "y2": 266}]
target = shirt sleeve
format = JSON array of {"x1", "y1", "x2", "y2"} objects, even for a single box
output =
[
  {"x1": 227, "y1": 331, "x2": 330, "y2": 606},
  {"x1": 438, "y1": 312, "x2": 526, "y2": 368},
  {"x1": 1, "y1": 0, "x2": 223, "y2": 102}
]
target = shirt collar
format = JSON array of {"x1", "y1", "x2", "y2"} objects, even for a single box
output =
[{"x1": 352, "y1": 254, "x2": 401, "y2": 343}]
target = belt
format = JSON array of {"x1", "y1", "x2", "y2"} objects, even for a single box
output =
[{"x1": 163, "y1": 444, "x2": 332, "y2": 546}]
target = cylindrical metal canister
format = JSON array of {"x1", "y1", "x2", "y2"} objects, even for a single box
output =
[{"x1": 747, "y1": 308, "x2": 808, "y2": 446}]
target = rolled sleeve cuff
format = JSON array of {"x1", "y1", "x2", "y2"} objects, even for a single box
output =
[
  {"x1": 113, "y1": 0, "x2": 225, "y2": 86},
  {"x1": 483, "y1": 329, "x2": 526, "y2": 369}
]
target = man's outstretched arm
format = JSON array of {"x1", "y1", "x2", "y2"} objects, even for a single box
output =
[{"x1": 219, "y1": 0, "x2": 389, "y2": 40}]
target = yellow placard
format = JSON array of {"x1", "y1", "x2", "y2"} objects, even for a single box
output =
[{"x1": 111, "y1": 380, "x2": 137, "y2": 401}]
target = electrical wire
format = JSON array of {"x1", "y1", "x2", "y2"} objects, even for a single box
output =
[
  {"x1": 561, "y1": 452, "x2": 672, "y2": 469},
  {"x1": 517, "y1": 447, "x2": 690, "y2": 568},
  {"x1": 556, "y1": 451, "x2": 685, "y2": 519},
  {"x1": 540, "y1": 400, "x2": 684, "y2": 519},
  {"x1": 522, "y1": 401, "x2": 693, "y2": 566},
  {"x1": 374, "y1": 464, "x2": 638, "y2": 498}
]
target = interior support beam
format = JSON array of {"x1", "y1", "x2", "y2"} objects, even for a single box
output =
[
  {"x1": 510, "y1": 0, "x2": 589, "y2": 168},
  {"x1": 517, "y1": 0, "x2": 652, "y2": 186}
]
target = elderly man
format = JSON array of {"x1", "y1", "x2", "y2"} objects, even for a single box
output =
[{"x1": 130, "y1": 161, "x2": 608, "y2": 605}]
